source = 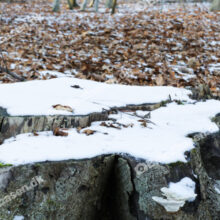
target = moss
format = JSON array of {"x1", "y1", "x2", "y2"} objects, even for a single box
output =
[
  {"x1": 46, "y1": 199, "x2": 61, "y2": 211},
  {"x1": 160, "y1": 100, "x2": 169, "y2": 107},
  {"x1": 33, "y1": 163, "x2": 41, "y2": 169},
  {"x1": 47, "y1": 199, "x2": 57, "y2": 207},
  {"x1": 0, "y1": 163, "x2": 13, "y2": 168},
  {"x1": 175, "y1": 100, "x2": 185, "y2": 105},
  {"x1": 190, "y1": 148, "x2": 198, "y2": 155},
  {"x1": 211, "y1": 115, "x2": 220, "y2": 128},
  {"x1": 168, "y1": 161, "x2": 186, "y2": 168}
]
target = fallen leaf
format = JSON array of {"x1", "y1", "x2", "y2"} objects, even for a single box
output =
[
  {"x1": 141, "y1": 121, "x2": 147, "y2": 127},
  {"x1": 82, "y1": 129, "x2": 95, "y2": 136},
  {"x1": 100, "y1": 122, "x2": 121, "y2": 129},
  {"x1": 52, "y1": 104, "x2": 73, "y2": 113},
  {"x1": 155, "y1": 75, "x2": 164, "y2": 86},
  {"x1": 77, "y1": 127, "x2": 82, "y2": 133},
  {"x1": 53, "y1": 127, "x2": 68, "y2": 136},
  {"x1": 90, "y1": 73, "x2": 105, "y2": 82},
  {"x1": 187, "y1": 58, "x2": 199, "y2": 70}
]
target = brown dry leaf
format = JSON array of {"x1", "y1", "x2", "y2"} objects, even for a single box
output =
[
  {"x1": 155, "y1": 75, "x2": 164, "y2": 86},
  {"x1": 138, "y1": 119, "x2": 146, "y2": 122},
  {"x1": 53, "y1": 127, "x2": 68, "y2": 136},
  {"x1": 81, "y1": 64, "x2": 88, "y2": 72},
  {"x1": 46, "y1": 64, "x2": 54, "y2": 70},
  {"x1": 213, "y1": 70, "x2": 220, "y2": 76},
  {"x1": 138, "y1": 119, "x2": 147, "y2": 127},
  {"x1": 82, "y1": 31, "x2": 89, "y2": 37},
  {"x1": 210, "y1": 87, "x2": 216, "y2": 92},
  {"x1": 136, "y1": 73, "x2": 146, "y2": 80},
  {"x1": 105, "y1": 78, "x2": 117, "y2": 84},
  {"x1": 90, "y1": 73, "x2": 105, "y2": 82},
  {"x1": 187, "y1": 58, "x2": 199, "y2": 70},
  {"x1": 100, "y1": 122, "x2": 108, "y2": 127},
  {"x1": 102, "y1": 64, "x2": 110, "y2": 71},
  {"x1": 169, "y1": 70, "x2": 176, "y2": 79},
  {"x1": 83, "y1": 129, "x2": 95, "y2": 136},
  {"x1": 75, "y1": 73, "x2": 87, "y2": 79},
  {"x1": 1, "y1": 3, "x2": 220, "y2": 91},
  {"x1": 100, "y1": 122, "x2": 121, "y2": 129},
  {"x1": 141, "y1": 121, "x2": 147, "y2": 127},
  {"x1": 52, "y1": 104, "x2": 73, "y2": 113},
  {"x1": 77, "y1": 127, "x2": 82, "y2": 133},
  {"x1": 133, "y1": 43, "x2": 143, "y2": 49}
]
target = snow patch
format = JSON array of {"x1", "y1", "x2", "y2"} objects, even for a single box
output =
[
  {"x1": 0, "y1": 100, "x2": 219, "y2": 165},
  {"x1": 0, "y1": 77, "x2": 192, "y2": 116},
  {"x1": 214, "y1": 181, "x2": 220, "y2": 194},
  {"x1": 152, "y1": 177, "x2": 197, "y2": 212},
  {"x1": 13, "y1": 216, "x2": 24, "y2": 220}
]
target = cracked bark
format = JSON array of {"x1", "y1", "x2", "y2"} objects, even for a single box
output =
[{"x1": 0, "y1": 102, "x2": 164, "y2": 142}]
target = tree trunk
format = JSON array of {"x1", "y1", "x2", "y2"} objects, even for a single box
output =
[
  {"x1": 211, "y1": 0, "x2": 220, "y2": 11},
  {"x1": 53, "y1": 0, "x2": 60, "y2": 12},
  {"x1": 111, "y1": 0, "x2": 117, "y2": 14},
  {"x1": 81, "y1": 0, "x2": 88, "y2": 11},
  {"x1": 105, "y1": 0, "x2": 113, "y2": 8},
  {"x1": 68, "y1": 0, "x2": 79, "y2": 9}
]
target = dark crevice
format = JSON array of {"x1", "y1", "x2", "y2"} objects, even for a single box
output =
[
  {"x1": 0, "y1": 117, "x2": 5, "y2": 144},
  {"x1": 51, "y1": 117, "x2": 56, "y2": 130},
  {"x1": 199, "y1": 132, "x2": 220, "y2": 179},
  {"x1": 126, "y1": 159, "x2": 140, "y2": 220},
  {"x1": 95, "y1": 156, "x2": 118, "y2": 220}
]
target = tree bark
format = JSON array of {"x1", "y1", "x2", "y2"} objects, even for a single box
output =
[
  {"x1": 210, "y1": 0, "x2": 220, "y2": 11},
  {"x1": 53, "y1": 0, "x2": 60, "y2": 12}
]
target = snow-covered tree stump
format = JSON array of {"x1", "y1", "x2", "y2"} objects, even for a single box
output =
[{"x1": 0, "y1": 78, "x2": 219, "y2": 219}]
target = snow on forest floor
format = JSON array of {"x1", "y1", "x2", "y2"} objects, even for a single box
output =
[{"x1": 0, "y1": 1, "x2": 219, "y2": 96}]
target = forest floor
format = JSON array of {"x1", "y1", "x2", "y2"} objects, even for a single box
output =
[
  {"x1": 0, "y1": 0, "x2": 219, "y2": 95},
  {"x1": 0, "y1": 0, "x2": 220, "y2": 167}
]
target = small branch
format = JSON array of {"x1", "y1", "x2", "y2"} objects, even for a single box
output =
[
  {"x1": 0, "y1": 65, "x2": 25, "y2": 81},
  {"x1": 0, "y1": 46, "x2": 25, "y2": 82}
]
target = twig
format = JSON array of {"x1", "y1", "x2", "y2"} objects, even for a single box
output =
[
  {"x1": 121, "y1": 111, "x2": 156, "y2": 125},
  {"x1": 0, "y1": 48, "x2": 25, "y2": 81},
  {"x1": 102, "y1": 107, "x2": 156, "y2": 125},
  {"x1": 0, "y1": 65, "x2": 25, "y2": 81}
]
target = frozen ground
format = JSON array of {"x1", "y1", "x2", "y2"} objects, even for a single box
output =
[{"x1": 0, "y1": 1, "x2": 219, "y2": 94}]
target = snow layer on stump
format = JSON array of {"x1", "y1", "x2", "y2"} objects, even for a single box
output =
[
  {"x1": 0, "y1": 77, "x2": 191, "y2": 116},
  {"x1": 0, "y1": 100, "x2": 219, "y2": 165}
]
